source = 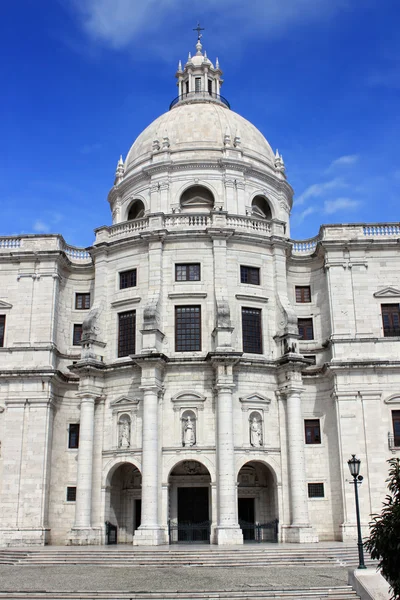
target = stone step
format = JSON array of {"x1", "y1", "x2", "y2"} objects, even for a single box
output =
[{"x1": 0, "y1": 586, "x2": 360, "y2": 599}]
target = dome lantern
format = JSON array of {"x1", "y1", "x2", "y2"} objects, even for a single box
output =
[{"x1": 171, "y1": 24, "x2": 229, "y2": 110}]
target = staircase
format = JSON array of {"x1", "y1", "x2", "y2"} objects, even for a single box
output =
[
  {"x1": 0, "y1": 588, "x2": 360, "y2": 599},
  {"x1": 0, "y1": 545, "x2": 375, "y2": 568}
]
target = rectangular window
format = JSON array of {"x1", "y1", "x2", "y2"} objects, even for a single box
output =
[
  {"x1": 66, "y1": 487, "x2": 77, "y2": 502},
  {"x1": 175, "y1": 306, "x2": 201, "y2": 352},
  {"x1": 195, "y1": 77, "x2": 202, "y2": 92},
  {"x1": 68, "y1": 424, "x2": 80, "y2": 449},
  {"x1": 304, "y1": 355, "x2": 317, "y2": 365},
  {"x1": 298, "y1": 318, "x2": 314, "y2": 340},
  {"x1": 175, "y1": 263, "x2": 201, "y2": 282},
  {"x1": 208, "y1": 79, "x2": 213, "y2": 95},
  {"x1": 308, "y1": 483, "x2": 324, "y2": 498},
  {"x1": 242, "y1": 307, "x2": 263, "y2": 354},
  {"x1": 381, "y1": 304, "x2": 400, "y2": 337},
  {"x1": 73, "y1": 324, "x2": 83, "y2": 346},
  {"x1": 240, "y1": 266, "x2": 260, "y2": 285},
  {"x1": 119, "y1": 269, "x2": 137, "y2": 290},
  {"x1": 118, "y1": 310, "x2": 136, "y2": 357},
  {"x1": 392, "y1": 410, "x2": 400, "y2": 447},
  {"x1": 295, "y1": 286, "x2": 311, "y2": 303},
  {"x1": 75, "y1": 293, "x2": 90, "y2": 310},
  {"x1": 305, "y1": 419, "x2": 321, "y2": 444},
  {"x1": 0, "y1": 315, "x2": 5, "y2": 347}
]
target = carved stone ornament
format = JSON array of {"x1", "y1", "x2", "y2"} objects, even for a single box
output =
[{"x1": 183, "y1": 460, "x2": 201, "y2": 475}]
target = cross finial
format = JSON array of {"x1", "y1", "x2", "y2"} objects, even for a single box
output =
[{"x1": 193, "y1": 22, "x2": 205, "y2": 41}]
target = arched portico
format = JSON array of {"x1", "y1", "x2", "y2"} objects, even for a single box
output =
[
  {"x1": 237, "y1": 461, "x2": 279, "y2": 542},
  {"x1": 105, "y1": 462, "x2": 142, "y2": 544},
  {"x1": 167, "y1": 459, "x2": 212, "y2": 543}
]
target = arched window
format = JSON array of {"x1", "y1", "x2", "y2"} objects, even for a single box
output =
[
  {"x1": 181, "y1": 409, "x2": 196, "y2": 447},
  {"x1": 251, "y1": 196, "x2": 272, "y2": 220},
  {"x1": 180, "y1": 185, "x2": 214, "y2": 213},
  {"x1": 127, "y1": 200, "x2": 145, "y2": 221}
]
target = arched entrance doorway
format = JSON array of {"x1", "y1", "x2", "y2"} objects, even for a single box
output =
[
  {"x1": 237, "y1": 461, "x2": 278, "y2": 542},
  {"x1": 168, "y1": 460, "x2": 211, "y2": 543},
  {"x1": 106, "y1": 463, "x2": 142, "y2": 544}
]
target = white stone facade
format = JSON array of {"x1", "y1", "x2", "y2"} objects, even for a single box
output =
[{"x1": 0, "y1": 40, "x2": 399, "y2": 547}]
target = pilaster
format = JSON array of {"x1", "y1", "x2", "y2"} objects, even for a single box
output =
[
  {"x1": 277, "y1": 360, "x2": 318, "y2": 543},
  {"x1": 210, "y1": 354, "x2": 243, "y2": 545}
]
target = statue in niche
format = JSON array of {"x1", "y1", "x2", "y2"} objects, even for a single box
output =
[
  {"x1": 183, "y1": 416, "x2": 196, "y2": 447},
  {"x1": 250, "y1": 416, "x2": 263, "y2": 447},
  {"x1": 118, "y1": 415, "x2": 131, "y2": 449}
]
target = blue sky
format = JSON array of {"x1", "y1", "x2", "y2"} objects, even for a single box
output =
[{"x1": 1, "y1": 0, "x2": 399, "y2": 247}]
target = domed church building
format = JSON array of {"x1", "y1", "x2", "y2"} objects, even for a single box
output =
[{"x1": 0, "y1": 34, "x2": 400, "y2": 548}]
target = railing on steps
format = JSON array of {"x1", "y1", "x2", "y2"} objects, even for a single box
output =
[
  {"x1": 239, "y1": 519, "x2": 279, "y2": 543},
  {"x1": 168, "y1": 520, "x2": 211, "y2": 544},
  {"x1": 105, "y1": 521, "x2": 117, "y2": 545}
]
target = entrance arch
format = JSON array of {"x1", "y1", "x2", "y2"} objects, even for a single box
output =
[
  {"x1": 168, "y1": 460, "x2": 211, "y2": 543},
  {"x1": 105, "y1": 462, "x2": 142, "y2": 543},
  {"x1": 237, "y1": 461, "x2": 278, "y2": 542}
]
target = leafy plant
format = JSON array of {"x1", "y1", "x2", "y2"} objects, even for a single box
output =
[{"x1": 364, "y1": 457, "x2": 400, "y2": 600}]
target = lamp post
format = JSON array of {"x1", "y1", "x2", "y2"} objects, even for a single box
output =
[{"x1": 347, "y1": 454, "x2": 367, "y2": 570}]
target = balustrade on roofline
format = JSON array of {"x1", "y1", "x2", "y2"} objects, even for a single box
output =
[
  {"x1": 105, "y1": 213, "x2": 274, "y2": 239},
  {"x1": 0, "y1": 237, "x2": 21, "y2": 248},
  {"x1": 291, "y1": 237, "x2": 319, "y2": 255},
  {"x1": 363, "y1": 224, "x2": 400, "y2": 236}
]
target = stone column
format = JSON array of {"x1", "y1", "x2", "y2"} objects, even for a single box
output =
[
  {"x1": 133, "y1": 356, "x2": 167, "y2": 545},
  {"x1": 212, "y1": 357, "x2": 243, "y2": 545},
  {"x1": 278, "y1": 363, "x2": 318, "y2": 542}
]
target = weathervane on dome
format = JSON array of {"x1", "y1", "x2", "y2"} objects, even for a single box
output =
[{"x1": 193, "y1": 22, "x2": 205, "y2": 41}]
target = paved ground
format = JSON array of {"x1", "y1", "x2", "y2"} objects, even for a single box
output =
[{"x1": 0, "y1": 565, "x2": 350, "y2": 593}]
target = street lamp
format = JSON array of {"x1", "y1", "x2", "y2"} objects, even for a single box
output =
[{"x1": 347, "y1": 454, "x2": 367, "y2": 569}]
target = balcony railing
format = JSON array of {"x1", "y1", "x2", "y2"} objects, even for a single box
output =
[
  {"x1": 169, "y1": 91, "x2": 230, "y2": 110},
  {"x1": 383, "y1": 327, "x2": 400, "y2": 337},
  {"x1": 388, "y1": 433, "x2": 400, "y2": 451},
  {"x1": 291, "y1": 237, "x2": 319, "y2": 255}
]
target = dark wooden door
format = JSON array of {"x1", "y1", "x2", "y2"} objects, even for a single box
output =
[{"x1": 178, "y1": 487, "x2": 209, "y2": 523}]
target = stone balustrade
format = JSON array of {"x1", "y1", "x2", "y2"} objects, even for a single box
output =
[
  {"x1": 95, "y1": 213, "x2": 284, "y2": 243},
  {"x1": 0, "y1": 235, "x2": 92, "y2": 265},
  {"x1": 291, "y1": 222, "x2": 400, "y2": 256}
]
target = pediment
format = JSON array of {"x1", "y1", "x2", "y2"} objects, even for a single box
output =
[
  {"x1": 171, "y1": 390, "x2": 206, "y2": 410},
  {"x1": 181, "y1": 197, "x2": 213, "y2": 207},
  {"x1": 110, "y1": 395, "x2": 140, "y2": 408},
  {"x1": 373, "y1": 287, "x2": 400, "y2": 298},
  {"x1": 239, "y1": 392, "x2": 271, "y2": 406},
  {"x1": 384, "y1": 395, "x2": 400, "y2": 405},
  {"x1": 0, "y1": 300, "x2": 13, "y2": 309}
]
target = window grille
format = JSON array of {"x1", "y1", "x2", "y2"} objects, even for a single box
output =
[
  {"x1": 305, "y1": 419, "x2": 321, "y2": 444},
  {"x1": 242, "y1": 307, "x2": 263, "y2": 354},
  {"x1": 240, "y1": 266, "x2": 260, "y2": 285},
  {"x1": 0, "y1": 315, "x2": 5, "y2": 347},
  {"x1": 298, "y1": 318, "x2": 314, "y2": 340},
  {"x1": 195, "y1": 77, "x2": 202, "y2": 92},
  {"x1": 175, "y1": 306, "x2": 201, "y2": 352},
  {"x1": 75, "y1": 293, "x2": 90, "y2": 310},
  {"x1": 118, "y1": 311, "x2": 136, "y2": 357},
  {"x1": 295, "y1": 286, "x2": 311, "y2": 303},
  {"x1": 119, "y1": 269, "x2": 137, "y2": 290},
  {"x1": 381, "y1": 304, "x2": 400, "y2": 337},
  {"x1": 308, "y1": 483, "x2": 324, "y2": 498},
  {"x1": 73, "y1": 324, "x2": 83, "y2": 346},
  {"x1": 175, "y1": 264, "x2": 200, "y2": 281},
  {"x1": 66, "y1": 487, "x2": 77, "y2": 502},
  {"x1": 68, "y1": 424, "x2": 80, "y2": 449}
]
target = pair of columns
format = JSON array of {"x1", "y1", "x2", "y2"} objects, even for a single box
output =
[{"x1": 72, "y1": 361, "x2": 317, "y2": 545}]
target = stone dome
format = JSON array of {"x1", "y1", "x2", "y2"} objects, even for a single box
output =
[{"x1": 125, "y1": 102, "x2": 275, "y2": 172}]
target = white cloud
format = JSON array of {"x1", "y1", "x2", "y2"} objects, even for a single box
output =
[
  {"x1": 323, "y1": 197, "x2": 361, "y2": 214},
  {"x1": 295, "y1": 178, "x2": 347, "y2": 206},
  {"x1": 33, "y1": 220, "x2": 51, "y2": 233},
  {"x1": 329, "y1": 154, "x2": 359, "y2": 169},
  {"x1": 295, "y1": 206, "x2": 318, "y2": 224},
  {"x1": 68, "y1": 0, "x2": 350, "y2": 50}
]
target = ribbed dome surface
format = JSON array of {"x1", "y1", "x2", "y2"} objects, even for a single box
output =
[{"x1": 125, "y1": 102, "x2": 275, "y2": 170}]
